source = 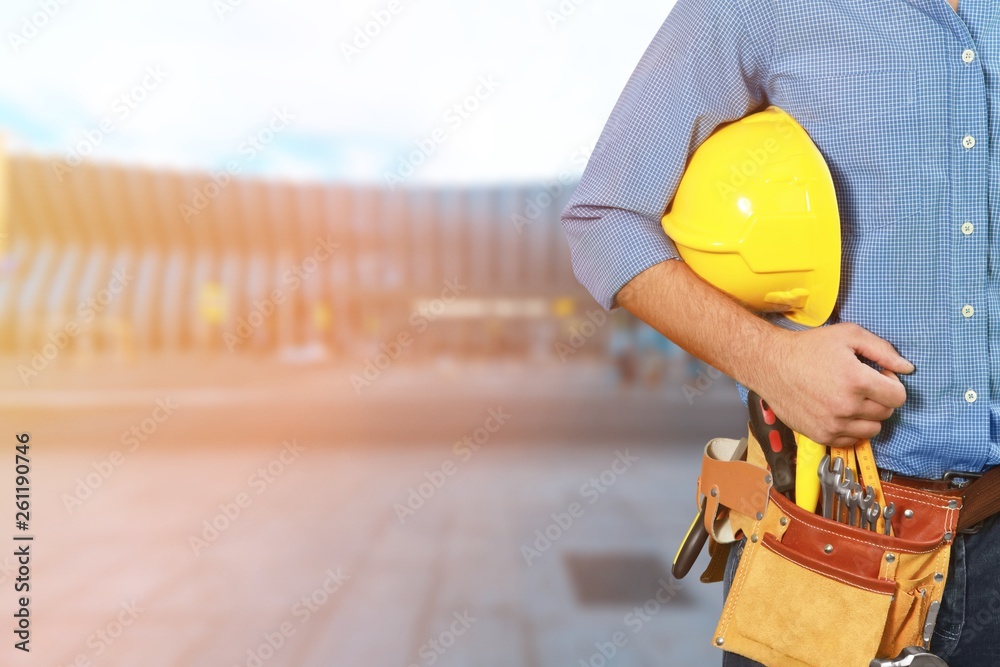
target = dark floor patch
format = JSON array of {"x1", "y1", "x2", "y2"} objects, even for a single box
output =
[{"x1": 563, "y1": 553, "x2": 692, "y2": 607}]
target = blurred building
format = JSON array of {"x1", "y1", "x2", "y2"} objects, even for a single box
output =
[{"x1": 1, "y1": 148, "x2": 626, "y2": 363}]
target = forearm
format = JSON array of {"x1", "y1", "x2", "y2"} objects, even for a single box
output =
[{"x1": 615, "y1": 258, "x2": 786, "y2": 395}]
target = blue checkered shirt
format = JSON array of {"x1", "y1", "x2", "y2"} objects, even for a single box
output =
[{"x1": 561, "y1": 0, "x2": 1000, "y2": 477}]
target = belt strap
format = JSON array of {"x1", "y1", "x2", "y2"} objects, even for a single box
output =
[{"x1": 959, "y1": 465, "x2": 1000, "y2": 531}]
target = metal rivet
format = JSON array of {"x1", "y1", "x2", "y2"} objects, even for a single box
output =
[
  {"x1": 935, "y1": 573, "x2": 944, "y2": 582},
  {"x1": 764, "y1": 474, "x2": 772, "y2": 485},
  {"x1": 823, "y1": 544, "x2": 834, "y2": 554},
  {"x1": 948, "y1": 500, "x2": 958, "y2": 509},
  {"x1": 944, "y1": 532, "x2": 953, "y2": 542},
  {"x1": 904, "y1": 509, "x2": 915, "y2": 519},
  {"x1": 750, "y1": 534, "x2": 759, "y2": 543},
  {"x1": 716, "y1": 637, "x2": 725, "y2": 646},
  {"x1": 756, "y1": 512, "x2": 764, "y2": 521},
  {"x1": 886, "y1": 554, "x2": 896, "y2": 563},
  {"x1": 710, "y1": 488, "x2": 718, "y2": 497},
  {"x1": 779, "y1": 517, "x2": 788, "y2": 526}
]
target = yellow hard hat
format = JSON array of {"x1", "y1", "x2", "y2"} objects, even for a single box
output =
[{"x1": 661, "y1": 106, "x2": 840, "y2": 327}]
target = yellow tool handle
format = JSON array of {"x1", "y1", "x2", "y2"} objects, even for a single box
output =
[{"x1": 794, "y1": 433, "x2": 826, "y2": 513}]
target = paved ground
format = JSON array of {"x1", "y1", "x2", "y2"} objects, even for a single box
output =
[
  {"x1": 3, "y1": 357, "x2": 745, "y2": 666},
  {"x1": 5, "y1": 354, "x2": 746, "y2": 445}
]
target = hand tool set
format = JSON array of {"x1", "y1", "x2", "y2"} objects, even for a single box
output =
[
  {"x1": 668, "y1": 388, "x2": 1000, "y2": 665},
  {"x1": 818, "y1": 453, "x2": 896, "y2": 534}
]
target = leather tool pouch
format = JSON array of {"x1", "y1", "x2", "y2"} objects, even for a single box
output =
[{"x1": 697, "y1": 430, "x2": 960, "y2": 667}]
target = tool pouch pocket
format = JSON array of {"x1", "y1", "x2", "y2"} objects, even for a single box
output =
[{"x1": 701, "y1": 435, "x2": 960, "y2": 667}]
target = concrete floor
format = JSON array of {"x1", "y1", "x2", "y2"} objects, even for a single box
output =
[{"x1": 6, "y1": 358, "x2": 742, "y2": 666}]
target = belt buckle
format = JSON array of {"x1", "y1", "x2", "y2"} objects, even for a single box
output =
[{"x1": 942, "y1": 470, "x2": 983, "y2": 488}]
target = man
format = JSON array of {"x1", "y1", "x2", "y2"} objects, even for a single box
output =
[{"x1": 560, "y1": 0, "x2": 1000, "y2": 663}]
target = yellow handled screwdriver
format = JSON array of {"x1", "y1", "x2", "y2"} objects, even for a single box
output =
[{"x1": 794, "y1": 433, "x2": 826, "y2": 513}]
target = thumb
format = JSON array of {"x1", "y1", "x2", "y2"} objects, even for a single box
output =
[{"x1": 850, "y1": 327, "x2": 915, "y2": 374}]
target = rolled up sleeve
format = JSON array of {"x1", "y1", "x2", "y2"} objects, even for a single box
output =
[{"x1": 560, "y1": 0, "x2": 776, "y2": 310}]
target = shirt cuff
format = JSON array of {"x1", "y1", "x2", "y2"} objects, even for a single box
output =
[{"x1": 567, "y1": 208, "x2": 681, "y2": 310}]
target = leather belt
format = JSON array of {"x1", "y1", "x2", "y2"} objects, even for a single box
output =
[
  {"x1": 885, "y1": 467, "x2": 1000, "y2": 533},
  {"x1": 886, "y1": 474, "x2": 961, "y2": 494}
]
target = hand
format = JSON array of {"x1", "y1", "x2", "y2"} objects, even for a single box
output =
[{"x1": 756, "y1": 323, "x2": 914, "y2": 447}]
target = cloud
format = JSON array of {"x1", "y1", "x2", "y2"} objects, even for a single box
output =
[{"x1": 0, "y1": 0, "x2": 672, "y2": 183}]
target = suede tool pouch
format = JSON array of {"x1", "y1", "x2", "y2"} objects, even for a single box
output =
[{"x1": 703, "y1": 437, "x2": 960, "y2": 666}]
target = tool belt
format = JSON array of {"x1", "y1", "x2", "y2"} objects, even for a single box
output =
[{"x1": 696, "y1": 428, "x2": 968, "y2": 667}]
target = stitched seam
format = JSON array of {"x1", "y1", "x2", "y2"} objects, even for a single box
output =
[
  {"x1": 934, "y1": 627, "x2": 960, "y2": 641},
  {"x1": 789, "y1": 519, "x2": 941, "y2": 554},
  {"x1": 764, "y1": 541, "x2": 894, "y2": 596},
  {"x1": 889, "y1": 487, "x2": 954, "y2": 505},
  {"x1": 764, "y1": 0, "x2": 776, "y2": 76},
  {"x1": 719, "y1": 526, "x2": 760, "y2": 639},
  {"x1": 893, "y1": 494, "x2": 957, "y2": 510},
  {"x1": 790, "y1": 69, "x2": 916, "y2": 80},
  {"x1": 936, "y1": 542, "x2": 953, "y2": 592},
  {"x1": 884, "y1": 485, "x2": 961, "y2": 510},
  {"x1": 734, "y1": 0, "x2": 776, "y2": 87},
  {"x1": 926, "y1": 546, "x2": 953, "y2": 641},
  {"x1": 719, "y1": 540, "x2": 754, "y2": 637}
]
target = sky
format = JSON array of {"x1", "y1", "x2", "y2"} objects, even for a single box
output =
[{"x1": 0, "y1": 0, "x2": 674, "y2": 186}]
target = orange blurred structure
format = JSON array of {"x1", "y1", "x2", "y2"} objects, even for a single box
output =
[{"x1": 3, "y1": 152, "x2": 595, "y2": 363}]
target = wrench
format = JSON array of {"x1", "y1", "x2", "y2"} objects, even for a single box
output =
[
  {"x1": 835, "y1": 466, "x2": 855, "y2": 522},
  {"x1": 858, "y1": 486, "x2": 876, "y2": 530},
  {"x1": 818, "y1": 455, "x2": 842, "y2": 520},
  {"x1": 846, "y1": 483, "x2": 863, "y2": 527},
  {"x1": 868, "y1": 501, "x2": 881, "y2": 532},
  {"x1": 883, "y1": 502, "x2": 896, "y2": 536},
  {"x1": 836, "y1": 483, "x2": 851, "y2": 524}
]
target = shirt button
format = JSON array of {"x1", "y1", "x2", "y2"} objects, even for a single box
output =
[
  {"x1": 965, "y1": 389, "x2": 978, "y2": 403},
  {"x1": 963, "y1": 49, "x2": 976, "y2": 64},
  {"x1": 962, "y1": 305, "x2": 975, "y2": 318},
  {"x1": 962, "y1": 221, "x2": 975, "y2": 235},
  {"x1": 963, "y1": 135, "x2": 976, "y2": 149}
]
